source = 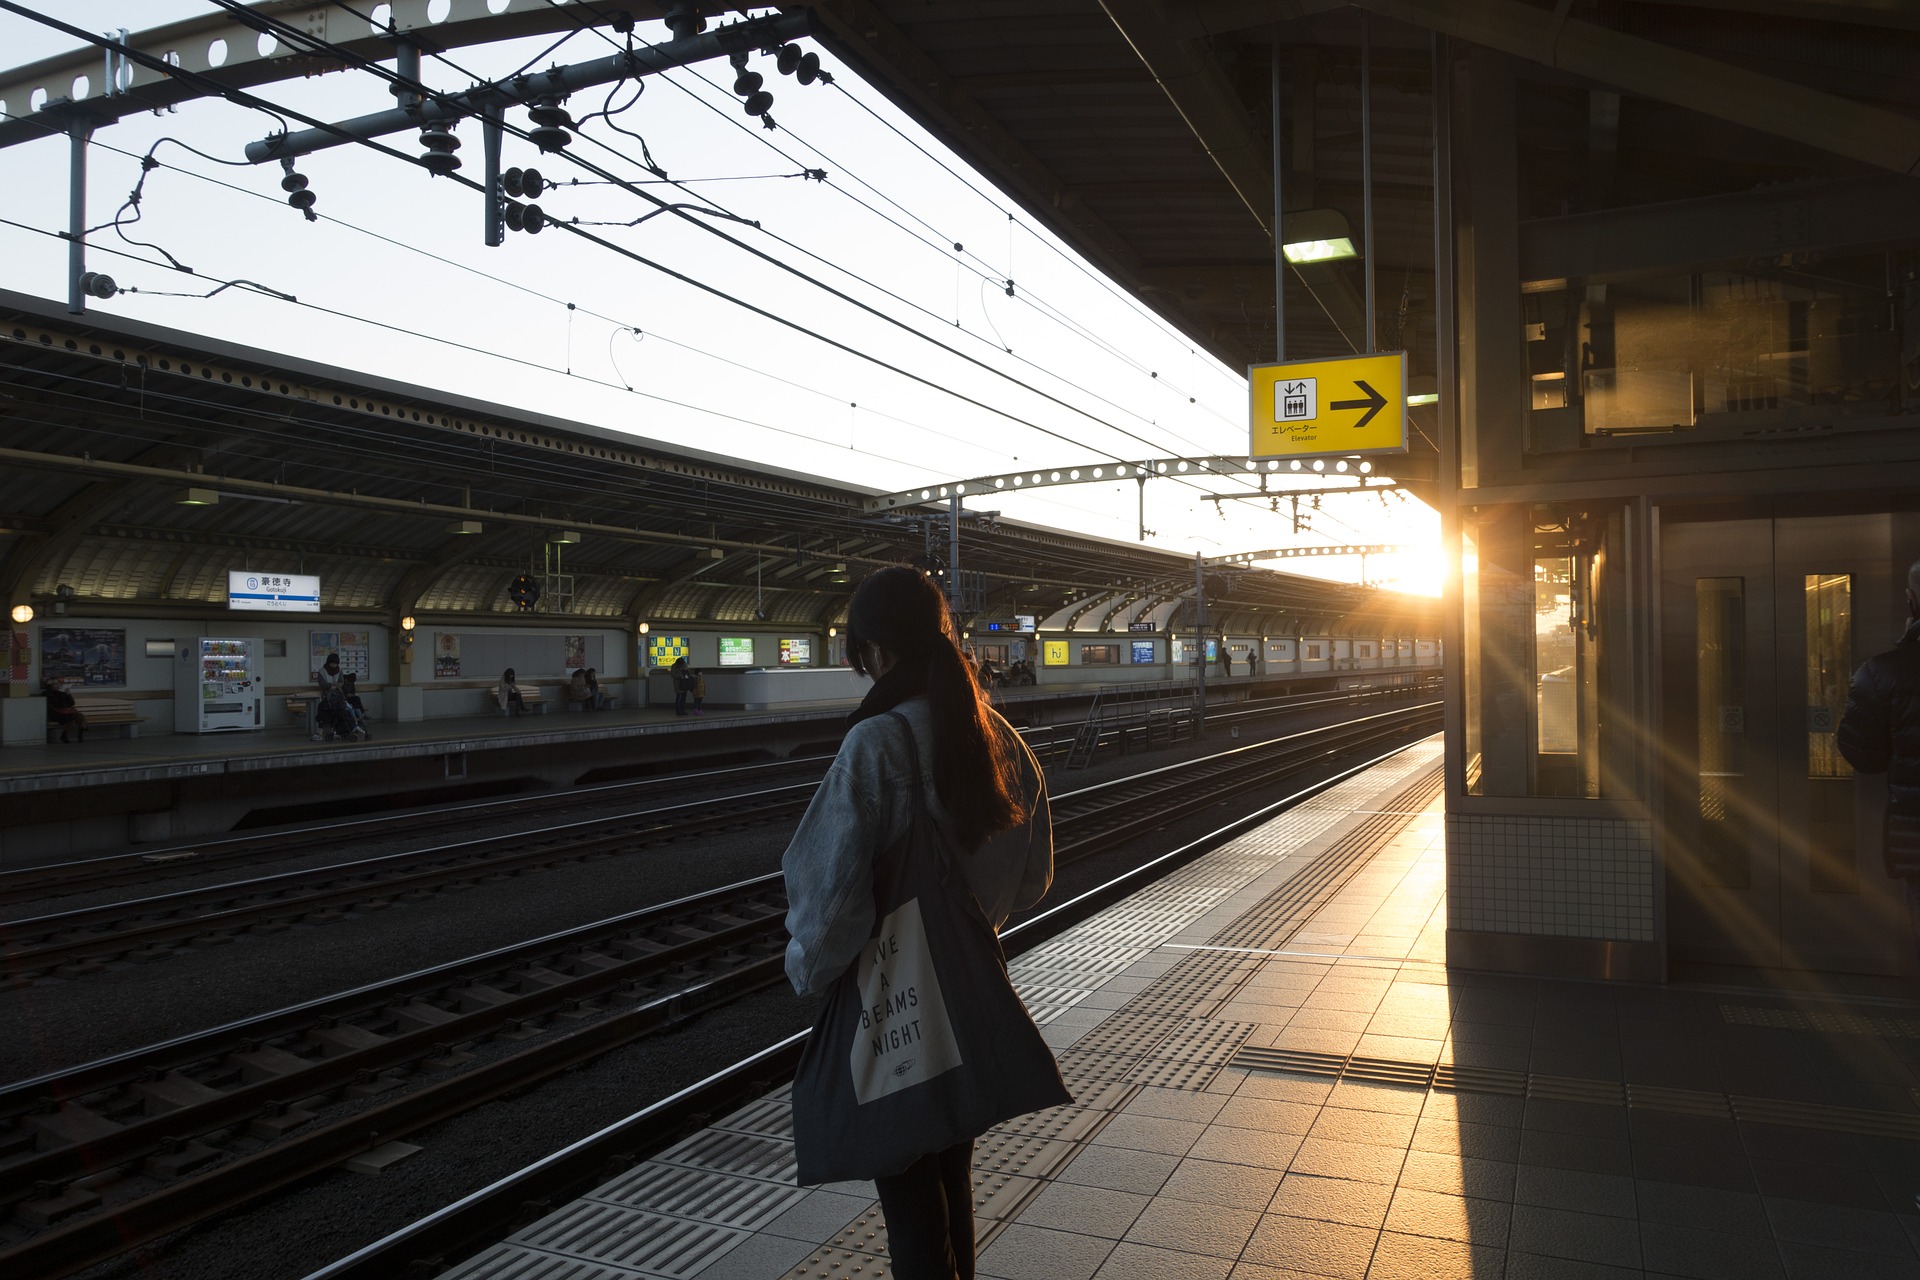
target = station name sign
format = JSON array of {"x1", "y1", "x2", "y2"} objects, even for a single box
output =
[
  {"x1": 1127, "y1": 622, "x2": 1156, "y2": 633},
  {"x1": 1249, "y1": 350, "x2": 1407, "y2": 460},
  {"x1": 228, "y1": 571, "x2": 320, "y2": 612}
]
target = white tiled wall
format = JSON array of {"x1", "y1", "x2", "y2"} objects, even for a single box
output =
[{"x1": 1445, "y1": 812, "x2": 1656, "y2": 941}]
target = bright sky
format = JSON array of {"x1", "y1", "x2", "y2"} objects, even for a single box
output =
[{"x1": 0, "y1": 2, "x2": 1442, "y2": 593}]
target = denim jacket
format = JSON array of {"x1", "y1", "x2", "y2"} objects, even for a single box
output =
[{"x1": 781, "y1": 695, "x2": 1053, "y2": 996}]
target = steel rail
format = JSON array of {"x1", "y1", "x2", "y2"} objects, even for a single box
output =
[
  {"x1": 0, "y1": 707, "x2": 1437, "y2": 1277},
  {"x1": 1, "y1": 693, "x2": 1432, "y2": 980},
  {"x1": 304, "y1": 739, "x2": 1442, "y2": 1280}
]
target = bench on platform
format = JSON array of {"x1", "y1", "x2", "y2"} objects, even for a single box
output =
[
  {"x1": 49, "y1": 697, "x2": 146, "y2": 742},
  {"x1": 501, "y1": 687, "x2": 548, "y2": 716}
]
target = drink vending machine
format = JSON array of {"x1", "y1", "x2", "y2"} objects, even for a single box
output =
[{"x1": 175, "y1": 637, "x2": 265, "y2": 733}]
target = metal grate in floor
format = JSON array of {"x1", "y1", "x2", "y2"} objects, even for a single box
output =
[
  {"x1": 1230, "y1": 1046, "x2": 1920, "y2": 1140},
  {"x1": 1721, "y1": 1002, "x2": 1920, "y2": 1039},
  {"x1": 590, "y1": 1161, "x2": 808, "y2": 1230}
]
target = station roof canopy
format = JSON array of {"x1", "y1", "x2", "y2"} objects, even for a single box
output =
[{"x1": 0, "y1": 290, "x2": 1434, "y2": 636}]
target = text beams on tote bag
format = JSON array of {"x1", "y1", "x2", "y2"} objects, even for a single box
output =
[{"x1": 791, "y1": 712, "x2": 1070, "y2": 1186}]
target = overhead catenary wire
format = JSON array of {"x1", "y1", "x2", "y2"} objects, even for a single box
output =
[{"x1": 8, "y1": 6, "x2": 1398, "y2": 565}]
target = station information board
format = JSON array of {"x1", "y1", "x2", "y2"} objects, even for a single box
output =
[{"x1": 1249, "y1": 351, "x2": 1407, "y2": 460}]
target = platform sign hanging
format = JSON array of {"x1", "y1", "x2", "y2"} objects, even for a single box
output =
[
  {"x1": 228, "y1": 570, "x2": 321, "y2": 612},
  {"x1": 1249, "y1": 351, "x2": 1407, "y2": 459}
]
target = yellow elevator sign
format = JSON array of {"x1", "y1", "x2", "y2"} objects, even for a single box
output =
[{"x1": 1249, "y1": 351, "x2": 1408, "y2": 459}]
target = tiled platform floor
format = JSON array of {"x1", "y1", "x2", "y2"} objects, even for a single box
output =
[{"x1": 440, "y1": 739, "x2": 1920, "y2": 1280}]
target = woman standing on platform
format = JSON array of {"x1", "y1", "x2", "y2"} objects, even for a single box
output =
[{"x1": 782, "y1": 566, "x2": 1065, "y2": 1280}]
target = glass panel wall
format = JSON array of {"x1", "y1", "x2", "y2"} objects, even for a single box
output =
[
  {"x1": 1461, "y1": 501, "x2": 1638, "y2": 797},
  {"x1": 1803, "y1": 573, "x2": 1856, "y2": 892}
]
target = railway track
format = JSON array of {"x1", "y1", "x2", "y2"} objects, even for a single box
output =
[
  {"x1": 0, "y1": 692, "x2": 1432, "y2": 983},
  {"x1": 0, "y1": 682, "x2": 1418, "y2": 909},
  {"x1": 0, "y1": 702, "x2": 1437, "y2": 1278}
]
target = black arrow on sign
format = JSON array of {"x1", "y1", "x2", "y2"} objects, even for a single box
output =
[{"x1": 1330, "y1": 380, "x2": 1387, "y2": 431}]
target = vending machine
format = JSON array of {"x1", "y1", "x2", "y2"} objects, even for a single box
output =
[{"x1": 175, "y1": 637, "x2": 265, "y2": 733}]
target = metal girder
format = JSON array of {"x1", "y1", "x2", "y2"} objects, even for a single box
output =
[
  {"x1": 0, "y1": 0, "x2": 671, "y2": 152},
  {"x1": 1347, "y1": 0, "x2": 1920, "y2": 176},
  {"x1": 244, "y1": 10, "x2": 812, "y2": 164},
  {"x1": 1168, "y1": 0, "x2": 1920, "y2": 39},
  {"x1": 863, "y1": 454, "x2": 1394, "y2": 514},
  {"x1": 1518, "y1": 173, "x2": 1920, "y2": 283}
]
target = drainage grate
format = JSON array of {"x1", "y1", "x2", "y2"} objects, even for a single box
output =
[
  {"x1": 1721, "y1": 1003, "x2": 1920, "y2": 1040},
  {"x1": 1229, "y1": 1047, "x2": 1920, "y2": 1141}
]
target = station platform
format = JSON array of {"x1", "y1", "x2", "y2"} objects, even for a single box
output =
[{"x1": 439, "y1": 737, "x2": 1920, "y2": 1280}]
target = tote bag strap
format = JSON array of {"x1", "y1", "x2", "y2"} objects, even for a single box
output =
[{"x1": 882, "y1": 711, "x2": 992, "y2": 915}]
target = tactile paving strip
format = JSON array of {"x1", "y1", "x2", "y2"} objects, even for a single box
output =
[
  {"x1": 590, "y1": 1162, "x2": 809, "y2": 1229},
  {"x1": 512, "y1": 1202, "x2": 749, "y2": 1277},
  {"x1": 439, "y1": 1248, "x2": 656, "y2": 1279},
  {"x1": 1230, "y1": 1046, "x2": 1920, "y2": 1140}
]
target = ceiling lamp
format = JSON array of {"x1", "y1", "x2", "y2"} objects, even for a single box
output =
[
  {"x1": 9, "y1": 604, "x2": 31, "y2": 623},
  {"x1": 447, "y1": 520, "x2": 483, "y2": 535},
  {"x1": 175, "y1": 487, "x2": 219, "y2": 505},
  {"x1": 1281, "y1": 208, "x2": 1358, "y2": 263},
  {"x1": 549, "y1": 529, "x2": 582, "y2": 545}
]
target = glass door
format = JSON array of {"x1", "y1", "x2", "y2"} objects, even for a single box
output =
[{"x1": 1661, "y1": 515, "x2": 1908, "y2": 976}]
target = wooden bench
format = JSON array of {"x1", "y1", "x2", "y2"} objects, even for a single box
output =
[
  {"x1": 501, "y1": 687, "x2": 548, "y2": 716},
  {"x1": 49, "y1": 697, "x2": 146, "y2": 742}
]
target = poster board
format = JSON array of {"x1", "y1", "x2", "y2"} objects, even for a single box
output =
[
  {"x1": 718, "y1": 637, "x2": 755, "y2": 667},
  {"x1": 310, "y1": 630, "x2": 371, "y2": 680},
  {"x1": 40, "y1": 627, "x2": 127, "y2": 687}
]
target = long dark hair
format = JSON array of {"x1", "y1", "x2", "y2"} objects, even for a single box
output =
[{"x1": 847, "y1": 567, "x2": 1028, "y2": 849}]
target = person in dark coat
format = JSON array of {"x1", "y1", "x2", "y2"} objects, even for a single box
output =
[
  {"x1": 43, "y1": 677, "x2": 85, "y2": 742},
  {"x1": 670, "y1": 657, "x2": 692, "y2": 716},
  {"x1": 1837, "y1": 557, "x2": 1920, "y2": 968}
]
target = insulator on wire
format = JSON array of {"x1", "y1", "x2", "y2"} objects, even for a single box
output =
[
  {"x1": 744, "y1": 89, "x2": 774, "y2": 118},
  {"x1": 526, "y1": 100, "x2": 573, "y2": 153},
  {"x1": 503, "y1": 200, "x2": 546, "y2": 234},
  {"x1": 776, "y1": 44, "x2": 801, "y2": 76},
  {"x1": 773, "y1": 44, "x2": 824, "y2": 85},
  {"x1": 418, "y1": 120, "x2": 461, "y2": 175},
  {"x1": 278, "y1": 159, "x2": 317, "y2": 221},
  {"x1": 502, "y1": 166, "x2": 546, "y2": 199},
  {"x1": 79, "y1": 271, "x2": 117, "y2": 299},
  {"x1": 733, "y1": 70, "x2": 762, "y2": 97}
]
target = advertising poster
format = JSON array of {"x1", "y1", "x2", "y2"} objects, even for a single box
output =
[
  {"x1": 648, "y1": 635, "x2": 689, "y2": 667},
  {"x1": 434, "y1": 633, "x2": 461, "y2": 678},
  {"x1": 40, "y1": 627, "x2": 127, "y2": 687},
  {"x1": 718, "y1": 637, "x2": 755, "y2": 667},
  {"x1": 1130, "y1": 640, "x2": 1156, "y2": 664},
  {"x1": 310, "y1": 631, "x2": 370, "y2": 680},
  {"x1": 563, "y1": 634, "x2": 587, "y2": 670},
  {"x1": 778, "y1": 637, "x2": 811, "y2": 666},
  {"x1": 1043, "y1": 640, "x2": 1069, "y2": 667}
]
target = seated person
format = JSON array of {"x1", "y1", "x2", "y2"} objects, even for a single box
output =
[
  {"x1": 44, "y1": 677, "x2": 85, "y2": 742},
  {"x1": 497, "y1": 667, "x2": 526, "y2": 716},
  {"x1": 340, "y1": 673, "x2": 370, "y2": 737},
  {"x1": 585, "y1": 668, "x2": 610, "y2": 710},
  {"x1": 314, "y1": 685, "x2": 365, "y2": 741},
  {"x1": 567, "y1": 668, "x2": 594, "y2": 712}
]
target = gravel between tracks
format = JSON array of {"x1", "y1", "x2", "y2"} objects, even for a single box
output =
[{"x1": 9, "y1": 701, "x2": 1419, "y2": 1280}]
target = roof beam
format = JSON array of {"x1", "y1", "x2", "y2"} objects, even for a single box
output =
[
  {"x1": 1170, "y1": 0, "x2": 1920, "y2": 38},
  {"x1": 1349, "y1": 0, "x2": 1920, "y2": 176}
]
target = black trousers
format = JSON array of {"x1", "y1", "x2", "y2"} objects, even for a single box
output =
[{"x1": 874, "y1": 1140, "x2": 975, "y2": 1280}]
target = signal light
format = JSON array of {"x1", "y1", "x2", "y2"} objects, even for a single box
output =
[
  {"x1": 502, "y1": 166, "x2": 546, "y2": 198},
  {"x1": 278, "y1": 158, "x2": 317, "y2": 221},
  {"x1": 418, "y1": 120, "x2": 461, "y2": 175},
  {"x1": 526, "y1": 99, "x2": 573, "y2": 152}
]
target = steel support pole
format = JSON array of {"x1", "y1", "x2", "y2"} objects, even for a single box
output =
[
  {"x1": 948, "y1": 493, "x2": 962, "y2": 614},
  {"x1": 66, "y1": 114, "x2": 88, "y2": 314},
  {"x1": 1194, "y1": 550, "x2": 1208, "y2": 734},
  {"x1": 482, "y1": 107, "x2": 504, "y2": 247},
  {"x1": 1271, "y1": 35, "x2": 1286, "y2": 362},
  {"x1": 1361, "y1": 12, "x2": 1376, "y2": 353}
]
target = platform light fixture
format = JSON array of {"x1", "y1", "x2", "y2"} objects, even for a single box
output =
[
  {"x1": 399, "y1": 615, "x2": 416, "y2": 664},
  {"x1": 447, "y1": 520, "x2": 483, "y2": 535},
  {"x1": 175, "y1": 487, "x2": 219, "y2": 505},
  {"x1": 9, "y1": 604, "x2": 31, "y2": 624},
  {"x1": 400, "y1": 616, "x2": 417, "y2": 632},
  {"x1": 1281, "y1": 208, "x2": 1358, "y2": 263},
  {"x1": 549, "y1": 529, "x2": 581, "y2": 545},
  {"x1": 1406, "y1": 393, "x2": 1439, "y2": 406}
]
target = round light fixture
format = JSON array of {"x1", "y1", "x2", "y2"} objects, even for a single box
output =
[
  {"x1": 400, "y1": 615, "x2": 417, "y2": 633},
  {"x1": 638, "y1": 621, "x2": 650, "y2": 635},
  {"x1": 9, "y1": 604, "x2": 31, "y2": 624}
]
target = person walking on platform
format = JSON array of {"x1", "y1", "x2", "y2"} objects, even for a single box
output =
[
  {"x1": 782, "y1": 566, "x2": 1066, "y2": 1280},
  {"x1": 690, "y1": 668, "x2": 707, "y2": 716},
  {"x1": 1839, "y1": 557, "x2": 1920, "y2": 970},
  {"x1": 43, "y1": 677, "x2": 84, "y2": 742},
  {"x1": 670, "y1": 657, "x2": 692, "y2": 716},
  {"x1": 497, "y1": 667, "x2": 526, "y2": 717}
]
